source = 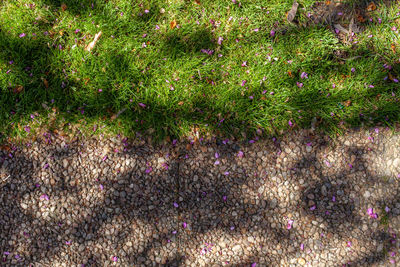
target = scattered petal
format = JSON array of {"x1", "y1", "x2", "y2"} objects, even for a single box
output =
[{"x1": 287, "y1": 219, "x2": 294, "y2": 229}]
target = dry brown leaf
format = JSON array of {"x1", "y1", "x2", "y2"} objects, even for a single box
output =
[
  {"x1": 178, "y1": 101, "x2": 184, "y2": 105},
  {"x1": 367, "y1": 2, "x2": 376, "y2": 12},
  {"x1": 0, "y1": 145, "x2": 11, "y2": 152},
  {"x1": 186, "y1": 143, "x2": 192, "y2": 151},
  {"x1": 288, "y1": 70, "x2": 293, "y2": 77},
  {"x1": 344, "y1": 100, "x2": 352, "y2": 107},
  {"x1": 13, "y1": 85, "x2": 24, "y2": 94},
  {"x1": 194, "y1": 0, "x2": 201, "y2": 4},
  {"x1": 43, "y1": 79, "x2": 49, "y2": 88},
  {"x1": 391, "y1": 43, "x2": 396, "y2": 53},
  {"x1": 170, "y1": 20, "x2": 177, "y2": 29},
  {"x1": 325, "y1": 1, "x2": 331, "y2": 5},
  {"x1": 356, "y1": 14, "x2": 366, "y2": 23},
  {"x1": 287, "y1": 0, "x2": 299, "y2": 23},
  {"x1": 85, "y1": 31, "x2": 102, "y2": 52},
  {"x1": 61, "y1": 3, "x2": 67, "y2": 11}
]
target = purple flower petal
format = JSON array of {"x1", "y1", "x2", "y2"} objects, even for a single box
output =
[
  {"x1": 215, "y1": 152, "x2": 219, "y2": 159},
  {"x1": 19, "y1": 33, "x2": 26, "y2": 38},
  {"x1": 241, "y1": 80, "x2": 247, "y2": 86},
  {"x1": 296, "y1": 82, "x2": 303, "y2": 88},
  {"x1": 237, "y1": 151, "x2": 244, "y2": 158},
  {"x1": 300, "y1": 72, "x2": 308, "y2": 79},
  {"x1": 288, "y1": 120, "x2": 293, "y2": 127},
  {"x1": 138, "y1": 103, "x2": 146, "y2": 108},
  {"x1": 173, "y1": 202, "x2": 179, "y2": 208},
  {"x1": 214, "y1": 160, "x2": 220, "y2": 165},
  {"x1": 182, "y1": 222, "x2": 187, "y2": 228},
  {"x1": 223, "y1": 195, "x2": 227, "y2": 201},
  {"x1": 385, "y1": 206, "x2": 390, "y2": 213},
  {"x1": 270, "y1": 30, "x2": 275, "y2": 37},
  {"x1": 112, "y1": 256, "x2": 118, "y2": 262},
  {"x1": 287, "y1": 219, "x2": 294, "y2": 229}
]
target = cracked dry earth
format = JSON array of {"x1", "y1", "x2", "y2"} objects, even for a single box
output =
[{"x1": 1, "y1": 127, "x2": 400, "y2": 266}]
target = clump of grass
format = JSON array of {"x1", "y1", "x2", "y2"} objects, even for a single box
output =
[{"x1": 0, "y1": 0, "x2": 399, "y2": 143}]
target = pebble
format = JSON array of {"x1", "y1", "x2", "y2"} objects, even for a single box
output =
[{"x1": 0, "y1": 128, "x2": 399, "y2": 266}]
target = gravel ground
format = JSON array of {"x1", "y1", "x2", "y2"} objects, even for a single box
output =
[{"x1": 1, "y1": 127, "x2": 400, "y2": 266}]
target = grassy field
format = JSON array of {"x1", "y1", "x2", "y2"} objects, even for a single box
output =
[{"x1": 0, "y1": 0, "x2": 399, "y2": 143}]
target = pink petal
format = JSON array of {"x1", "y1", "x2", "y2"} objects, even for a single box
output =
[{"x1": 182, "y1": 222, "x2": 187, "y2": 228}]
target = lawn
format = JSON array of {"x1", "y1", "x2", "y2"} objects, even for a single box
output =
[{"x1": 0, "y1": 0, "x2": 399, "y2": 143}]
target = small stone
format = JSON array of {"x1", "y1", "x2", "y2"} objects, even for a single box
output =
[
  {"x1": 393, "y1": 158, "x2": 400, "y2": 168},
  {"x1": 298, "y1": 258, "x2": 306, "y2": 265},
  {"x1": 21, "y1": 203, "x2": 28, "y2": 209},
  {"x1": 62, "y1": 159, "x2": 68, "y2": 168},
  {"x1": 232, "y1": 245, "x2": 242, "y2": 252},
  {"x1": 364, "y1": 191, "x2": 371, "y2": 198}
]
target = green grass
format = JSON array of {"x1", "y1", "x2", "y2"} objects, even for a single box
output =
[{"x1": 0, "y1": 0, "x2": 400, "y2": 143}]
